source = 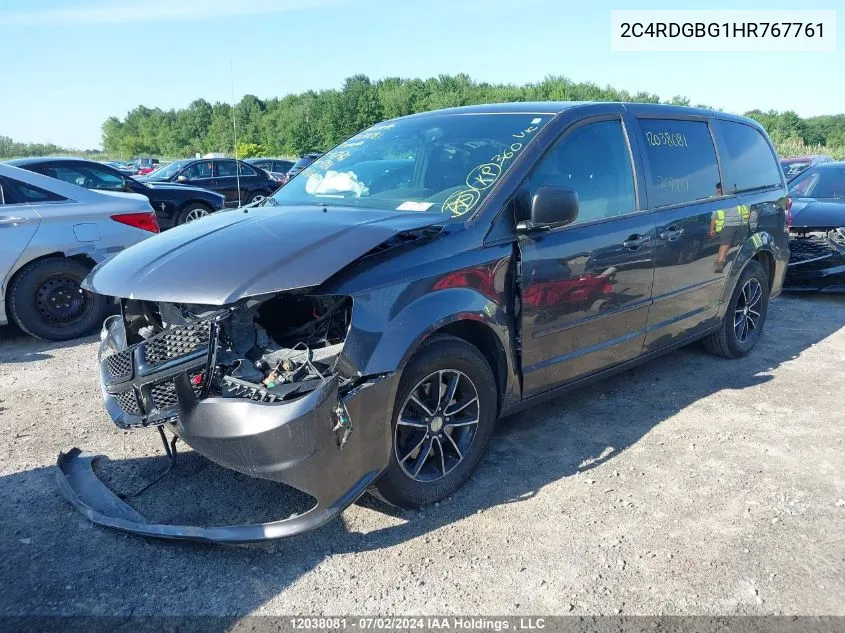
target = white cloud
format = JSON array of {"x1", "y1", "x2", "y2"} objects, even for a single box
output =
[{"x1": 0, "y1": 0, "x2": 343, "y2": 26}]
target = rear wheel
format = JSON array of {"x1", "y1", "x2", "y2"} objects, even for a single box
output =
[
  {"x1": 703, "y1": 260, "x2": 769, "y2": 358},
  {"x1": 373, "y1": 335, "x2": 497, "y2": 508},
  {"x1": 9, "y1": 258, "x2": 106, "y2": 341}
]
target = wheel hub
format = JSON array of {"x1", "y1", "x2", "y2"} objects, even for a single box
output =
[
  {"x1": 35, "y1": 277, "x2": 87, "y2": 323},
  {"x1": 430, "y1": 415, "x2": 444, "y2": 433}
]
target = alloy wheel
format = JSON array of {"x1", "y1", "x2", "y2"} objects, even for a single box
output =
[
  {"x1": 185, "y1": 207, "x2": 209, "y2": 222},
  {"x1": 734, "y1": 278, "x2": 763, "y2": 344},
  {"x1": 394, "y1": 369, "x2": 480, "y2": 483}
]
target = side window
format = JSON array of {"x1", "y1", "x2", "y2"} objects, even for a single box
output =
[
  {"x1": 527, "y1": 119, "x2": 636, "y2": 224},
  {"x1": 45, "y1": 166, "x2": 89, "y2": 187},
  {"x1": 2, "y1": 177, "x2": 67, "y2": 203},
  {"x1": 215, "y1": 160, "x2": 238, "y2": 177},
  {"x1": 85, "y1": 166, "x2": 126, "y2": 190},
  {"x1": 718, "y1": 121, "x2": 782, "y2": 193},
  {"x1": 236, "y1": 162, "x2": 257, "y2": 176},
  {"x1": 183, "y1": 161, "x2": 213, "y2": 179},
  {"x1": 276, "y1": 161, "x2": 293, "y2": 173},
  {"x1": 638, "y1": 119, "x2": 721, "y2": 208}
]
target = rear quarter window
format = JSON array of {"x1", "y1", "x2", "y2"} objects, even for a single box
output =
[
  {"x1": 638, "y1": 119, "x2": 721, "y2": 208},
  {"x1": 718, "y1": 121, "x2": 782, "y2": 193}
]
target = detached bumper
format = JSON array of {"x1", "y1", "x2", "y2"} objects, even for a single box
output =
[{"x1": 59, "y1": 317, "x2": 397, "y2": 543}]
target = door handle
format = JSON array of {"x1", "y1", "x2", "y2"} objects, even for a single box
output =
[
  {"x1": 0, "y1": 216, "x2": 28, "y2": 227},
  {"x1": 659, "y1": 225, "x2": 685, "y2": 241},
  {"x1": 622, "y1": 234, "x2": 652, "y2": 249}
]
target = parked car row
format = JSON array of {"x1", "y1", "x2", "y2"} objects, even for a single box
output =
[{"x1": 6, "y1": 157, "x2": 226, "y2": 228}]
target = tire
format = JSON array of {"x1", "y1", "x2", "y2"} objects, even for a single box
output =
[
  {"x1": 373, "y1": 335, "x2": 497, "y2": 508},
  {"x1": 175, "y1": 203, "x2": 212, "y2": 225},
  {"x1": 8, "y1": 258, "x2": 107, "y2": 341},
  {"x1": 703, "y1": 260, "x2": 769, "y2": 358},
  {"x1": 245, "y1": 192, "x2": 265, "y2": 206}
]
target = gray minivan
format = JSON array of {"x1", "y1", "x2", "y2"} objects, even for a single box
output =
[{"x1": 66, "y1": 103, "x2": 790, "y2": 542}]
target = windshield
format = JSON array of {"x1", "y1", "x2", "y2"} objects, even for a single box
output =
[
  {"x1": 269, "y1": 113, "x2": 553, "y2": 220},
  {"x1": 781, "y1": 160, "x2": 811, "y2": 180},
  {"x1": 147, "y1": 159, "x2": 190, "y2": 180}
]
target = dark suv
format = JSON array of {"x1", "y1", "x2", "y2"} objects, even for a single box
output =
[
  {"x1": 67, "y1": 103, "x2": 789, "y2": 543},
  {"x1": 139, "y1": 158, "x2": 279, "y2": 206},
  {"x1": 7, "y1": 157, "x2": 226, "y2": 228}
]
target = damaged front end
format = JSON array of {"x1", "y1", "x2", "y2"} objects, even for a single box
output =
[
  {"x1": 58, "y1": 292, "x2": 397, "y2": 542},
  {"x1": 785, "y1": 229, "x2": 845, "y2": 292}
]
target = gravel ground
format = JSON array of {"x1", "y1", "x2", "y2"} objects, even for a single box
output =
[{"x1": 0, "y1": 294, "x2": 843, "y2": 617}]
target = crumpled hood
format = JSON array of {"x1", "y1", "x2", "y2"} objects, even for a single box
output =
[
  {"x1": 82, "y1": 205, "x2": 443, "y2": 305},
  {"x1": 791, "y1": 199, "x2": 845, "y2": 230}
]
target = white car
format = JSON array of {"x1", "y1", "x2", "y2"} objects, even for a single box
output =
[{"x1": 0, "y1": 163, "x2": 159, "y2": 341}]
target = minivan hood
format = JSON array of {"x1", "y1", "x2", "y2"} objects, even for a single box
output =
[{"x1": 82, "y1": 205, "x2": 443, "y2": 305}]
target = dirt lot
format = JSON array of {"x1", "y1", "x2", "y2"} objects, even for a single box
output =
[{"x1": 0, "y1": 294, "x2": 843, "y2": 617}]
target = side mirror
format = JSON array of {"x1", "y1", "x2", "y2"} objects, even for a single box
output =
[
  {"x1": 517, "y1": 186, "x2": 579, "y2": 232},
  {"x1": 176, "y1": 175, "x2": 189, "y2": 183}
]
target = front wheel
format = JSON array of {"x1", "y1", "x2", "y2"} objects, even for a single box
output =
[
  {"x1": 703, "y1": 260, "x2": 769, "y2": 358},
  {"x1": 373, "y1": 335, "x2": 497, "y2": 508}
]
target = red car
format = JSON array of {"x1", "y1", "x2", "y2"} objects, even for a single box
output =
[{"x1": 131, "y1": 157, "x2": 160, "y2": 175}]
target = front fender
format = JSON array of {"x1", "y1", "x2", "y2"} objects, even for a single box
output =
[{"x1": 340, "y1": 285, "x2": 511, "y2": 375}]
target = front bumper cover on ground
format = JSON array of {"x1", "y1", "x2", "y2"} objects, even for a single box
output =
[{"x1": 57, "y1": 318, "x2": 398, "y2": 543}]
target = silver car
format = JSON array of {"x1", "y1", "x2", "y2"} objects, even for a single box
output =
[{"x1": 0, "y1": 163, "x2": 159, "y2": 341}]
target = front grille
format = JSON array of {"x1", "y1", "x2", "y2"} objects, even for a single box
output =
[
  {"x1": 150, "y1": 381, "x2": 178, "y2": 410},
  {"x1": 143, "y1": 322, "x2": 211, "y2": 368},
  {"x1": 114, "y1": 389, "x2": 141, "y2": 415},
  {"x1": 789, "y1": 238, "x2": 840, "y2": 264},
  {"x1": 149, "y1": 372, "x2": 205, "y2": 411},
  {"x1": 106, "y1": 350, "x2": 132, "y2": 382}
]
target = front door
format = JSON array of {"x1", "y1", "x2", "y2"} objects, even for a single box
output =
[{"x1": 518, "y1": 118, "x2": 655, "y2": 397}]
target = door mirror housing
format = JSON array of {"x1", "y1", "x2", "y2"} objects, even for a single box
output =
[
  {"x1": 176, "y1": 175, "x2": 189, "y2": 183},
  {"x1": 517, "y1": 186, "x2": 579, "y2": 232}
]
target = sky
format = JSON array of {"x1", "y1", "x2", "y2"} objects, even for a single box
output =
[{"x1": 0, "y1": 0, "x2": 841, "y2": 149}]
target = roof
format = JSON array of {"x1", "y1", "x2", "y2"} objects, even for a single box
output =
[
  {"x1": 396, "y1": 102, "x2": 760, "y2": 130},
  {"x1": 4, "y1": 156, "x2": 92, "y2": 166}
]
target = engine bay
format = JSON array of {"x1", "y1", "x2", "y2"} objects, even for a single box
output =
[{"x1": 122, "y1": 293, "x2": 352, "y2": 406}]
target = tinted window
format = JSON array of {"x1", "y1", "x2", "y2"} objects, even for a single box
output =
[
  {"x1": 719, "y1": 121, "x2": 781, "y2": 193},
  {"x1": 216, "y1": 160, "x2": 238, "y2": 177},
  {"x1": 250, "y1": 160, "x2": 272, "y2": 170},
  {"x1": 527, "y1": 119, "x2": 636, "y2": 225},
  {"x1": 639, "y1": 119, "x2": 721, "y2": 208},
  {"x1": 275, "y1": 160, "x2": 294, "y2": 172},
  {"x1": 45, "y1": 164, "x2": 124, "y2": 190},
  {"x1": 236, "y1": 162, "x2": 257, "y2": 177},
  {"x1": 183, "y1": 161, "x2": 213, "y2": 179},
  {"x1": 0, "y1": 176, "x2": 67, "y2": 203}
]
